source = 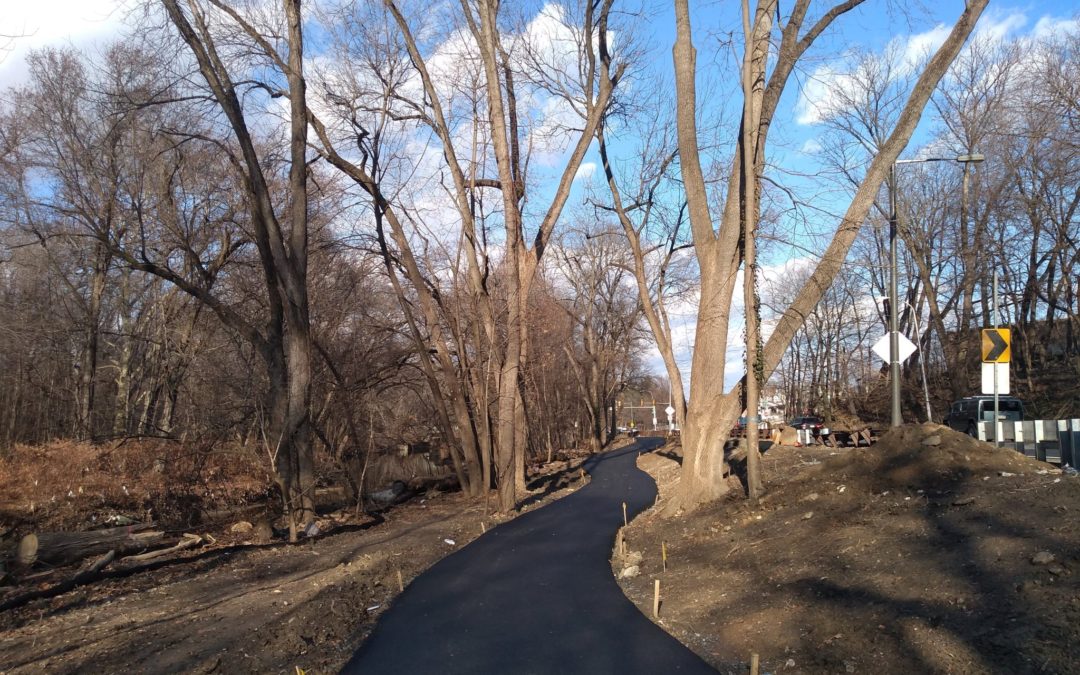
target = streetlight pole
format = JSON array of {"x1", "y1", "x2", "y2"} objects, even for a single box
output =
[{"x1": 888, "y1": 153, "x2": 985, "y2": 428}]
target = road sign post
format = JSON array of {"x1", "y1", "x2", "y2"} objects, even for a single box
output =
[
  {"x1": 980, "y1": 330, "x2": 1011, "y2": 397},
  {"x1": 982, "y1": 270, "x2": 1009, "y2": 446}
]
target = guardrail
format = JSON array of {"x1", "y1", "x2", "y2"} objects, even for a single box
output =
[{"x1": 976, "y1": 419, "x2": 1080, "y2": 466}]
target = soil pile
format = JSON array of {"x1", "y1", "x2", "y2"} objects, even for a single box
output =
[
  {"x1": 617, "y1": 425, "x2": 1080, "y2": 674},
  {"x1": 815, "y1": 423, "x2": 1036, "y2": 493}
]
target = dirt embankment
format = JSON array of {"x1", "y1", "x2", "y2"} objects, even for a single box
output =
[
  {"x1": 615, "y1": 424, "x2": 1080, "y2": 675},
  {"x1": 0, "y1": 447, "x2": 600, "y2": 674}
]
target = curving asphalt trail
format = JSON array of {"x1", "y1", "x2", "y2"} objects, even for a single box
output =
[{"x1": 341, "y1": 437, "x2": 717, "y2": 674}]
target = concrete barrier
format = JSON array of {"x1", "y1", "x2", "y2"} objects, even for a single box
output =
[{"x1": 977, "y1": 419, "x2": 1080, "y2": 466}]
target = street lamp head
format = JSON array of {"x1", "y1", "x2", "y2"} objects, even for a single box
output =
[{"x1": 955, "y1": 153, "x2": 985, "y2": 163}]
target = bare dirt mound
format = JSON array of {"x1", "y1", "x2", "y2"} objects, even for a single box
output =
[
  {"x1": 815, "y1": 423, "x2": 1036, "y2": 492},
  {"x1": 616, "y1": 426, "x2": 1080, "y2": 675}
]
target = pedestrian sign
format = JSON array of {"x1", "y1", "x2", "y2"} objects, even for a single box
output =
[{"x1": 981, "y1": 328, "x2": 1011, "y2": 363}]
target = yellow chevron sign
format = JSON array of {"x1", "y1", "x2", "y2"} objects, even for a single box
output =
[{"x1": 981, "y1": 328, "x2": 1011, "y2": 363}]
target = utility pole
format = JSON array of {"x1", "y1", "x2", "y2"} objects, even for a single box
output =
[
  {"x1": 889, "y1": 153, "x2": 984, "y2": 427},
  {"x1": 888, "y1": 165, "x2": 902, "y2": 427}
]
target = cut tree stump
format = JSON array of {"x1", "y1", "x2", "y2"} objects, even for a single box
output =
[
  {"x1": 16, "y1": 524, "x2": 162, "y2": 567},
  {"x1": 16, "y1": 533, "x2": 38, "y2": 568}
]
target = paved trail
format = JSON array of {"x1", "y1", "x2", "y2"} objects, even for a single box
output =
[{"x1": 342, "y1": 437, "x2": 717, "y2": 674}]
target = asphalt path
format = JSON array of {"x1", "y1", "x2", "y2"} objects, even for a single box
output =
[{"x1": 341, "y1": 437, "x2": 717, "y2": 674}]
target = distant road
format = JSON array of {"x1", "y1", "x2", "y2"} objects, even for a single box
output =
[{"x1": 341, "y1": 437, "x2": 717, "y2": 673}]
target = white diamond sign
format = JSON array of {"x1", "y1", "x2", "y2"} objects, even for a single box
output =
[{"x1": 871, "y1": 333, "x2": 917, "y2": 364}]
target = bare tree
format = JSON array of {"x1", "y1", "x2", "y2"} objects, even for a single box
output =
[
  {"x1": 667, "y1": 0, "x2": 988, "y2": 511},
  {"x1": 594, "y1": 82, "x2": 693, "y2": 439},
  {"x1": 322, "y1": 0, "x2": 626, "y2": 511},
  {"x1": 150, "y1": 0, "x2": 318, "y2": 537},
  {"x1": 553, "y1": 228, "x2": 643, "y2": 450}
]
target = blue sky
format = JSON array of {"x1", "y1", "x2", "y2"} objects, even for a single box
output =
[
  {"x1": 553, "y1": 1, "x2": 1080, "y2": 391},
  {"x1": 3, "y1": 0, "x2": 1077, "y2": 392}
]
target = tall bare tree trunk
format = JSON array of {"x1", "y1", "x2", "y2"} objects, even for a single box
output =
[
  {"x1": 669, "y1": 0, "x2": 988, "y2": 512},
  {"x1": 112, "y1": 267, "x2": 133, "y2": 436},
  {"x1": 740, "y1": 0, "x2": 772, "y2": 501},
  {"x1": 281, "y1": 0, "x2": 315, "y2": 528},
  {"x1": 76, "y1": 241, "x2": 109, "y2": 440},
  {"x1": 160, "y1": 0, "x2": 318, "y2": 535}
]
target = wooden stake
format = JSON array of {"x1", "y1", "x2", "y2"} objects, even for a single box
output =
[
  {"x1": 662, "y1": 541, "x2": 667, "y2": 572},
  {"x1": 622, "y1": 502, "x2": 627, "y2": 527},
  {"x1": 397, "y1": 569, "x2": 404, "y2": 593},
  {"x1": 750, "y1": 653, "x2": 760, "y2": 675},
  {"x1": 616, "y1": 529, "x2": 624, "y2": 556},
  {"x1": 481, "y1": 521, "x2": 486, "y2": 534},
  {"x1": 652, "y1": 579, "x2": 660, "y2": 618}
]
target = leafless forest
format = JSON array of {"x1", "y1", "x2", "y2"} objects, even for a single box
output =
[{"x1": 0, "y1": 0, "x2": 1076, "y2": 530}]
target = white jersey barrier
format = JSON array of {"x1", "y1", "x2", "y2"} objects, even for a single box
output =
[{"x1": 977, "y1": 419, "x2": 1080, "y2": 466}]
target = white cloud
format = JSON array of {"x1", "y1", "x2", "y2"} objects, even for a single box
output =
[
  {"x1": 1031, "y1": 15, "x2": 1080, "y2": 40},
  {"x1": 573, "y1": 161, "x2": 596, "y2": 181},
  {"x1": 899, "y1": 24, "x2": 951, "y2": 71},
  {"x1": 800, "y1": 137, "x2": 823, "y2": 155},
  {"x1": 0, "y1": 0, "x2": 129, "y2": 90},
  {"x1": 795, "y1": 19, "x2": 993, "y2": 126},
  {"x1": 795, "y1": 24, "x2": 934, "y2": 126},
  {"x1": 974, "y1": 12, "x2": 1027, "y2": 43},
  {"x1": 796, "y1": 60, "x2": 859, "y2": 125},
  {"x1": 795, "y1": 11, "x2": 1080, "y2": 128}
]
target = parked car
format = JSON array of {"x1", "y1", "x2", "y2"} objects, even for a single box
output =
[
  {"x1": 944, "y1": 396, "x2": 1025, "y2": 437},
  {"x1": 788, "y1": 415, "x2": 826, "y2": 438},
  {"x1": 730, "y1": 416, "x2": 770, "y2": 437}
]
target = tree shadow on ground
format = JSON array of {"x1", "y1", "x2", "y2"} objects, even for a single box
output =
[{"x1": 774, "y1": 463, "x2": 1077, "y2": 673}]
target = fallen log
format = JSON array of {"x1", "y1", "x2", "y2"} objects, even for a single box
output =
[
  {"x1": 73, "y1": 550, "x2": 116, "y2": 582},
  {"x1": 121, "y1": 534, "x2": 202, "y2": 563},
  {"x1": 0, "y1": 550, "x2": 116, "y2": 613},
  {"x1": 15, "y1": 524, "x2": 162, "y2": 568}
]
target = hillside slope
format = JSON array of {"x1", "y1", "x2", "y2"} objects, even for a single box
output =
[{"x1": 616, "y1": 425, "x2": 1080, "y2": 674}]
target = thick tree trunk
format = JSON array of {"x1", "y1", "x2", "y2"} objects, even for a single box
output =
[
  {"x1": 674, "y1": 266, "x2": 740, "y2": 506},
  {"x1": 739, "y1": 0, "x2": 774, "y2": 501},
  {"x1": 284, "y1": 324, "x2": 315, "y2": 527},
  {"x1": 495, "y1": 262, "x2": 522, "y2": 511},
  {"x1": 160, "y1": 0, "x2": 317, "y2": 535},
  {"x1": 670, "y1": 0, "x2": 988, "y2": 513},
  {"x1": 76, "y1": 242, "x2": 109, "y2": 440}
]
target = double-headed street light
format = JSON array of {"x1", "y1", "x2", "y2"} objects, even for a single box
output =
[{"x1": 888, "y1": 152, "x2": 985, "y2": 427}]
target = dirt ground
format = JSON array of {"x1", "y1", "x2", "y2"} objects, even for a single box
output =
[
  {"x1": 0, "y1": 451, "x2": 598, "y2": 674},
  {"x1": 614, "y1": 424, "x2": 1080, "y2": 675},
  {"x1": 3, "y1": 429, "x2": 1078, "y2": 674}
]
